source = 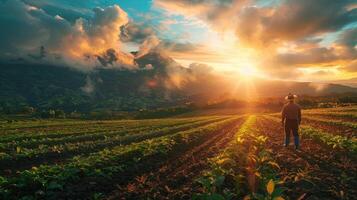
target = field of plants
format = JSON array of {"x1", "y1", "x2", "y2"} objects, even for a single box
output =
[{"x1": 0, "y1": 106, "x2": 356, "y2": 199}]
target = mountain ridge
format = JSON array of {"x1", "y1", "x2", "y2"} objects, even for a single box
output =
[{"x1": 0, "y1": 52, "x2": 356, "y2": 113}]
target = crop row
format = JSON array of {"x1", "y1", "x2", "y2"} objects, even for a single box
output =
[
  {"x1": 270, "y1": 110, "x2": 357, "y2": 121},
  {"x1": 303, "y1": 106, "x2": 357, "y2": 114},
  {"x1": 0, "y1": 119, "x2": 96, "y2": 131},
  {"x1": 0, "y1": 117, "x2": 229, "y2": 170},
  {"x1": 193, "y1": 116, "x2": 284, "y2": 200},
  {"x1": 304, "y1": 116, "x2": 357, "y2": 129},
  {"x1": 265, "y1": 116, "x2": 357, "y2": 154},
  {"x1": 0, "y1": 117, "x2": 212, "y2": 131},
  {"x1": 0, "y1": 117, "x2": 215, "y2": 142},
  {"x1": 0, "y1": 117, "x2": 221, "y2": 150},
  {"x1": 303, "y1": 116, "x2": 357, "y2": 132},
  {"x1": 0, "y1": 117, "x2": 241, "y2": 199},
  {"x1": 304, "y1": 112, "x2": 357, "y2": 120}
]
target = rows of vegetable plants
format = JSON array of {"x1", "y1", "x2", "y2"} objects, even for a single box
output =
[
  {"x1": 304, "y1": 112, "x2": 357, "y2": 121},
  {"x1": 265, "y1": 116, "x2": 357, "y2": 154},
  {"x1": 0, "y1": 117, "x2": 212, "y2": 131},
  {"x1": 255, "y1": 116, "x2": 357, "y2": 199},
  {"x1": 303, "y1": 106, "x2": 357, "y2": 114},
  {"x1": 0, "y1": 120, "x2": 94, "y2": 131},
  {"x1": 302, "y1": 116, "x2": 356, "y2": 138},
  {"x1": 0, "y1": 117, "x2": 214, "y2": 141},
  {"x1": 194, "y1": 116, "x2": 285, "y2": 200},
  {"x1": 0, "y1": 116, "x2": 220, "y2": 150},
  {"x1": 303, "y1": 116, "x2": 357, "y2": 131},
  {"x1": 0, "y1": 116, "x2": 240, "y2": 199},
  {"x1": 109, "y1": 116, "x2": 245, "y2": 199},
  {"x1": 0, "y1": 117, "x2": 228, "y2": 171}
]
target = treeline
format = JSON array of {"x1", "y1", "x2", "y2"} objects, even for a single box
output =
[
  {"x1": 0, "y1": 106, "x2": 196, "y2": 120},
  {"x1": 199, "y1": 94, "x2": 357, "y2": 111},
  {"x1": 1, "y1": 94, "x2": 356, "y2": 120}
]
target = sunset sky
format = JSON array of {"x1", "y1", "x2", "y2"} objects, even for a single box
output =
[{"x1": 0, "y1": 0, "x2": 356, "y2": 84}]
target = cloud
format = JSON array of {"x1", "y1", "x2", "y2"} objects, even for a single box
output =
[
  {"x1": 154, "y1": 0, "x2": 357, "y2": 79},
  {"x1": 236, "y1": 0, "x2": 357, "y2": 47},
  {"x1": 81, "y1": 76, "x2": 95, "y2": 94},
  {"x1": 136, "y1": 36, "x2": 161, "y2": 58},
  {"x1": 155, "y1": 0, "x2": 249, "y2": 31},
  {"x1": 158, "y1": 41, "x2": 198, "y2": 53},
  {"x1": 0, "y1": 0, "x2": 136, "y2": 71},
  {"x1": 271, "y1": 28, "x2": 357, "y2": 67},
  {"x1": 120, "y1": 21, "x2": 156, "y2": 43},
  {"x1": 23, "y1": 0, "x2": 92, "y2": 22},
  {"x1": 344, "y1": 60, "x2": 357, "y2": 72},
  {"x1": 155, "y1": 0, "x2": 357, "y2": 44}
]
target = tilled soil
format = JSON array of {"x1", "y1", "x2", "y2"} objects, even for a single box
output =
[
  {"x1": 302, "y1": 118, "x2": 356, "y2": 138},
  {"x1": 50, "y1": 118, "x2": 245, "y2": 200},
  {"x1": 107, "y1": 118, "x2": 246, "y2": 200},
  {"x1": 307, "y1": 114, "x2": 357, "y2": 123},
  {"x1": 0, "y1": 118, "x2": 226, "y2": 174},
  {"x1": 256, "y1": 116, "x2": 357, "y2": 200}
]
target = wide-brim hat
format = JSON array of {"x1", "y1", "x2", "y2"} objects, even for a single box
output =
[{"x1": 285, "y1": 93, "x2": 297, "y2": 100}]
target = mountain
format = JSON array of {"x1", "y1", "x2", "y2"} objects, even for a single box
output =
[
  {"x1": 0, "y1": 52, "x2": 356, "y2": 114},
  {"x1": 253, "y1": 79, "x2": 357, "y2": 97},
  {"x1": 330, "y1": 78, "x2": 357, "y2": 88},
  {"x1": 0, "y1": 52, "x2": 186, "y2": 113}
]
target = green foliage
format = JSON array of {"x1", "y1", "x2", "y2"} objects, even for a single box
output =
[
  {"x1": 266, "y1": 115, "x2": 357, "y2": 153},
  {"x1": 301, "y1": 126, "x2": 357, "y2": 153},
  {"x1": 0, "y1": 116, "x2": 239, "y2": 199},
  {"x1": 0, "y1": 117, "x2": 225, "y2": 167},
  {"x1": 194, "y1": 116, "x2": 285, "y2": 200},
  {"x1": 0, "y1": 61, "x2": 189, "y2": 115}
]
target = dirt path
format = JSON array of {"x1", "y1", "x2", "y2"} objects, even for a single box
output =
[
  {"x1": 107, "y1": 118, "x2": 245, "y2": 200},
  {"x1": 256, "y1": 116, "x2": 357, "y2": 200}
]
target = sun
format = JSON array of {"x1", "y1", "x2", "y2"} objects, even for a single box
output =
[{"x1": 238, "y1": 66, "x2": 259, "y2": 77}]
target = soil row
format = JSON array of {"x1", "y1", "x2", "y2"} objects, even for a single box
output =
[
  {"x1": 107, "y1": 118, "x2": 246, "y2": 199},
  {"x1": 256, "y1": 116, "x2": 357, "y2": 200}
]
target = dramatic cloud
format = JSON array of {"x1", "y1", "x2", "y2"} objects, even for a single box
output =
[
  {"x1": 0, "y1": 0, "x2": 356, "y2": 83},
  {"x1": 344, "y1": 60, "x2": 357, "y2": 72},
  {"x1": 0, "y1": 0, "x2": 135, "y2": 70},
  {"x1": 156, "y1": 0, "x2": 356, "y2": 47},
  {"x1": 155, "y1": 0, "x2": 249, "y2": 31},
  {"x1": 235, "y1": 0, "x2": 357, "y2": 47},
  {"x1": 155, "y1": 0, "x2": 357, "y2": 81},
  {"x1": 136, "y1": 36, "x2": 161, "y2": 58},
  {"x1": 120, "y1": 22, "x2": 156, "y2": 43}
]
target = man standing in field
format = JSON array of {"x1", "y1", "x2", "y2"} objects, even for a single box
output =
[{"x1": 281, "y1": 93, "x2": 301, "y2": 150}]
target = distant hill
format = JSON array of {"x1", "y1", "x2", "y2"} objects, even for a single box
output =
[
  {"x1": 253, "y1": 79, "x2": 357, "y2": 97},
  {"x1": 0, "y1": 51, "x2": 356, "y2": 113}
]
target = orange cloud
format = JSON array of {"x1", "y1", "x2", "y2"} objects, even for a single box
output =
[
  {"x1": 0, "y1": 1, "x2": 136, "y2": 71},
  {"x1": 154, "y1": 0, "x2": 357, "y2": 81}
]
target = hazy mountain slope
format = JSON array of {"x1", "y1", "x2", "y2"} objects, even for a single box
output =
[
  {"x1": 254, "y1": 79, "x2": 357, "y2": 97},
  {"x1": 0, "y1": 52, "x2": 356, "y2": 113}
]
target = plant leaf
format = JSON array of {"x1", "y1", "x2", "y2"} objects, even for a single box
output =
[
  {"x1": 16, "y1": 146, "x2": 21, "y2": 153},
  {"x1": 274, "y1": 197, "x2": 285, "y2": 200},
  {"x1": 267, "y1": 179, "x2": 275, "y2": 195}
]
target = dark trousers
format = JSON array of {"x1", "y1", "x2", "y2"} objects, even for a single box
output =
[{"x1": 284, "y1": 119, "x2": 300, "y2": 148}]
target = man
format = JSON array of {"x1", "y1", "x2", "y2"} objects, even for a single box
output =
[{"x1": 281, "y1": 93, "x2": 301, "y2": 150}]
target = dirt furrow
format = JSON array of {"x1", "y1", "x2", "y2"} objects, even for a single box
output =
[
  {"x1": 0, "y1": 118, "x2": 227, "y2": 174},
  {"x1": 302, "y1": 118, "x2": 356, "y2": 138},
  {"x1": 107, "y1": 118, "x2": 245, "y2": 200},
  {"x1": 256, "y1": 116, "x2": 357, "y2": 200},
  {"x1": 307, "y1": 114, "x2": 357, "y2": 123}
]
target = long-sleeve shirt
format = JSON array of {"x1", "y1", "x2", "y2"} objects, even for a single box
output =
[{"x1": 281, "y1": 102, "x2": 301, "y2": 124}]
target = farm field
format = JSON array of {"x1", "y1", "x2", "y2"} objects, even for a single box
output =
[{"x1": 0, "y1": 106, "x2": 356, "y2": 200}]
